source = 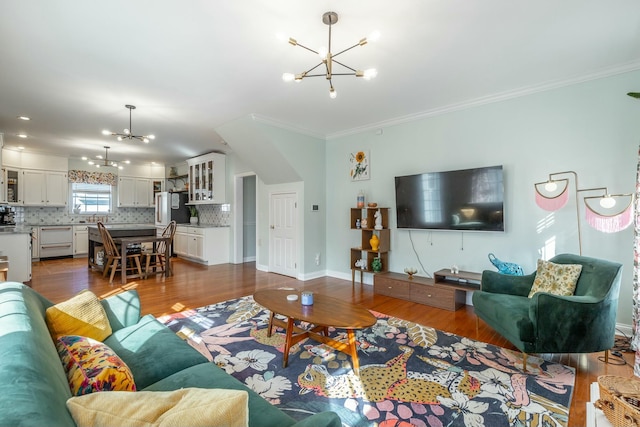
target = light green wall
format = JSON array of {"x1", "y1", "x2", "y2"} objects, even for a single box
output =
[{"x1": 326, "y1": 70, "x2": 640, "y2": 326}]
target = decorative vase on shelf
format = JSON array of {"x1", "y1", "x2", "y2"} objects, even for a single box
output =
[
  {"x1": 372, "y1": 257, "x2": 382, "y2": 272},
  {"x1": 369, "y1": 234, "x2": 379, "y2": 251},
  {"x1": 190, "y1": 216, "x2": 198, "y2": 225}
]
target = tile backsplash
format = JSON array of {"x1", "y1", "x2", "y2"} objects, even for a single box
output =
[{"x1": 13, "y1": 204, "x2": 231, "y2": 226}]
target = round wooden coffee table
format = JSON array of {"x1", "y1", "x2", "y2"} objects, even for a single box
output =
[{"x1": 253, "y1": 289, "x2": 376, "y2": 375}]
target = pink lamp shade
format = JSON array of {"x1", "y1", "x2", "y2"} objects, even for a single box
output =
[
  {"x1": 534, "y1": 180, "x2": 570, "y2": 211},
  {"x1": 584, "y1": 198, "x2": 634, "y2": 233}
]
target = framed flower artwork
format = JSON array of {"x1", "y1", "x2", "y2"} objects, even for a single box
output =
[{"x1": 349, "y1": 150, "x2": 370, "y2": 181}]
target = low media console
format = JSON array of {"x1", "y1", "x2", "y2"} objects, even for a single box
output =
[{"x1": 373, "y1": 269, "x2": 482, "y2": 311}]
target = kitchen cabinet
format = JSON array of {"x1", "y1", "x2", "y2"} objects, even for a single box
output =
[
  {"x1": 4, "y1": 168, "x2": 21, "y2": 205},
  {"x1": 174, "y1": 225, "x2": 229, "y2": 265},
  {"x1": 22, "y1": 170, "x2": 68, "y2": 206},
  {"x1": 117, "y1": 177, "x2": 153, "y2": 207},
  {"x1": 73, "y1": 225, "x2": 88, "y2": 256},
  {"x1": 39, "y1": 225, "x2": 73, "y2": 258},
  {"x1": 187, "y1": 153, "x2": 226, "y2": 204}
]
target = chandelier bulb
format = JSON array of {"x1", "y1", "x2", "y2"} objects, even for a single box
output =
[
  {"x1": 544, "y1": 181, "x2": 558, "y2": 192},
  {"x1": 363, "y1": 68, "x2": 378, "y2": 80},
  {"x1": 143, "y1": 138, "x2": 149, "y2": 143},
  {"x1": 329, "y1": 88, "x2": 337, "y2": 99},
  {"x1": 368, "y1": 30, "x2": 381, "y2": 43},
  {"x1": 102, "y1": 130, "x2": 111, "y2": 136},
  {"x1": 117, "y1": 136, "x2": 123, "y2": 141},
  {"x1": 148, "y1": 135, "x2": 155, "y2": 140},
  {"x1": 282, "y1": 73, "x2": 295, "y2": 82},
  {"x1": 318, "y1": 46, "x2": 328, "y2": 59},
  {"x1": 124, "y1": 129, "x2": 130, "y2": 135}
]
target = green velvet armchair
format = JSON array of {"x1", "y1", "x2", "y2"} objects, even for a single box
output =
[{"x1": 472, "y1": 253, "x2": 622, "y2": 368}]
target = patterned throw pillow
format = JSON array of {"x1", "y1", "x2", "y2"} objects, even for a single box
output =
[
  {"x1": 528, "y1": 259, "x2": 583, "y2": 298},
  {"x1": 46, "y1": 290, "x2": 113, "y2": 341},
  {"x1": 56, "y1": 335, "x2": 136, "y2": 396}
]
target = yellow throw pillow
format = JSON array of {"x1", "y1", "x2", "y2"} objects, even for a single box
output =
[
  {"x1": 528, "y1": 259, "x2": 583, "y2": 298},
  {"x1": 56, "y1": 335, "x2": 136, "y2": 395},
  {"x1": 46, "y1": 289, "x2": 112, "y2": 341},
  {"x1": 66, "y1": 388, "x2": 249, "y2": 427}
]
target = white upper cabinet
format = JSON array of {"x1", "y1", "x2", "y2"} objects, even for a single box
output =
[
  {"x1": 22, "y1": 170, "x2": 68, "y2": 206},
  {"x1": 187, "y1": 153, "x2": 226, "y2": 205},
  {"x1": 117, "y1": 176, "x2": 153, "y2": 208}
]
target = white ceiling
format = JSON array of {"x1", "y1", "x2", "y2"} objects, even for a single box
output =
[{"x1": 1, "y1": 1, "x2": 639, "y2": 166}]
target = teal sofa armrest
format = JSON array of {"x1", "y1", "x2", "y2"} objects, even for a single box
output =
[
  {"x1": 481, "y1": 270, "x2": 535, "y2": 297},
  {"x1": 290, "y1": 412, "x2": 342, "y2": 427},
  {"x1": 100, "y1": 289, "x2": 141, "y2": 331},
  {"x1": 529, "y1": 292, "x2": 617, "y2": 353}
]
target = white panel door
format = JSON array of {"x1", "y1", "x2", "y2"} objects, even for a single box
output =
[{"x1": 270, "y1": 192, "x2": 297, "y2": 277}]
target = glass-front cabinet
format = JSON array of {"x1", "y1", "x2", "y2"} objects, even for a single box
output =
[
  {"x1": 186, "y1": 153, "x2": 226, "y2": 205},
  {"x1": 5, "y1": 168, "x2": 20, "y2": 205}
]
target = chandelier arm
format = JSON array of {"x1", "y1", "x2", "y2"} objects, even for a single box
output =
[
  {"x1": 292, "y1": 42, "x2": 319, "y2": 55},
  {"x1": 302, "y1": 62, "x2": 325, "y2": 75},
  {"x1": 332, "y1": 42, "x2": 364, "y2": 58},
  {"x1": 331, "y1": 73, "x2": 358, "y2": 76},
  {"x1": 331, "y1": 59, "x2": 357, "y2": 73}
]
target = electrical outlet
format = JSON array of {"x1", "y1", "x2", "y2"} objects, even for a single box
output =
[{"x1": 315, "y1": 253, "x2": 321, "y2": 265}]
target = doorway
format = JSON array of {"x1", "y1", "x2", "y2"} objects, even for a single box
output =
[{"x1": 233, "y1": 173, "x2": 257, "y2": 264}]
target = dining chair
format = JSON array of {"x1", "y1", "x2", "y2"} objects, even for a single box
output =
[
  {"x1": 143, "y1": 220, "x2": 176, "y2": 279},
  {"x1": 97, "y1": 222, "x2": 143, "y2": 284}
]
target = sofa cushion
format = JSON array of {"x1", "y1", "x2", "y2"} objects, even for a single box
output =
[
  {"x1": 46, "y1": 289, "x2": 112, "y2": 341},
  {"x1": 66, "y1": 388, "x2": 249, "y2": 427},
  {"x1": 145, "y1": 363, "x2": 296, "y2": 427},
  {"x1": 56, "y1": 335, "x2": 136, "y2": 395},
  {"x1": 528, "y1": 259, "x2": 582, "y2": 298},
  {"x1": 103, "y1": 314, "x2": 207, "y2": 389}
]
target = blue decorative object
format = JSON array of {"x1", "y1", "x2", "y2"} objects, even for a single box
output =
[
  {"x1": 488, "y1": 253, "x2": 524, "y2": 276},
  {"x1": 301, "y1": 292, "x2": 314, "y2": 306}
]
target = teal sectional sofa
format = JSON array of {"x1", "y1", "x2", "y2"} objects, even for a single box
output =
[{"x1": 0, "y1": 282, "x2": 341, "y2": 427}]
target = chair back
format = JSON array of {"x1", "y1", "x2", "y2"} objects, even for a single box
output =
[
  {"x1": 549, "y1": 253, "x2": 622, "y2": 300},
  {"x1": 157, "y1": 221, "x2": 176, "y2": 254},
  {"x1": 97, "y1": 222, "x2": 120, "y2": 258}
]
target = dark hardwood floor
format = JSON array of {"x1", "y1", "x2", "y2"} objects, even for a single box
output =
[{"x1": 29, "y1": 256, "x2": 635, "y2": 426}]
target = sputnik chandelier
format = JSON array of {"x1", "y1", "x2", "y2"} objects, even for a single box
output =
[
  {"x1": 86, "y1": 146, "x2": 129, "y2": 170},
  {"x1": 102, "y1": 105, "x2": 155, "y2": 143},
  {"x1": 281, "y1": 11, "x2": 379, "y2": 99}
]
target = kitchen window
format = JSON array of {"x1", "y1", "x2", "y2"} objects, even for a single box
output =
[{"x1": 70, "y1": 183, "x2": 113, "y2": 214}]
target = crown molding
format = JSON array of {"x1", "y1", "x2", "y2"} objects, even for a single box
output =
[{"x1": 326, "y1": 60, "x2": 640, "y2": 140}]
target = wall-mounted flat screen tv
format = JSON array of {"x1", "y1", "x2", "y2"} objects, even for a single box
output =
[{"x1": 395, "y1": 165, "x2": 504, "y2": 231}]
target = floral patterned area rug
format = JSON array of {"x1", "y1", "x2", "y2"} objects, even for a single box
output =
[{"x1": 158, "y1": 296, "x2": 575, "y2": 427}]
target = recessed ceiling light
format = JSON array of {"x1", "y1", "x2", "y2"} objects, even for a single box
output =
[
  {"x1": 17, "y1": 116, "x2": 31, "y2": 121},
  {"x1": 16, "y1": 133, "x2": 27, "y2": 138}
]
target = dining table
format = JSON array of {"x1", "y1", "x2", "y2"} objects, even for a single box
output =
[{"x1": 114, "y1": 235, "x2": 172, "y2": 284}]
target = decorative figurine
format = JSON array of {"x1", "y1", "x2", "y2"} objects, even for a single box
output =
[{"x1": 374, "y1": 209, "x2": 383, "y2": 230}]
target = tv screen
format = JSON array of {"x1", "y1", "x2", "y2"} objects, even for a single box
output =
[{"x1": 395, "y1": 165, "x2": 504, "y2": 231}]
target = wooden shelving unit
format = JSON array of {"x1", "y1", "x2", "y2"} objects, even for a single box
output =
[{"x1": 350, "y1": 207, "x2": 390, "y2": 285}]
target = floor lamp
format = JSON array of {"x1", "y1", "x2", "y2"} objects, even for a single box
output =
[{"x1": 534, "y1": 171, "x2": 633, "y2": 255}]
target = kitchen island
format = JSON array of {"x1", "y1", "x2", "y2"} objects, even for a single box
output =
[{"x1": 87, "y1": 224, "x2": 156, "y2": 270}]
